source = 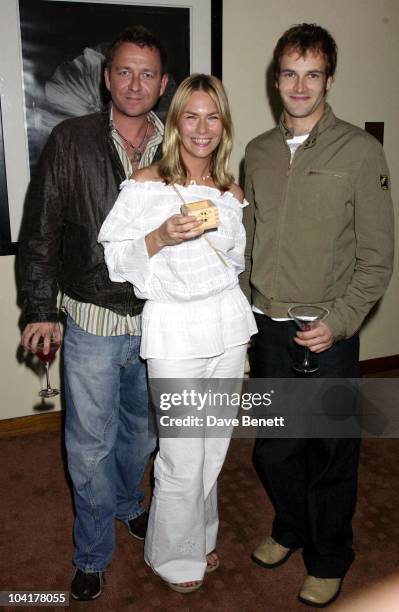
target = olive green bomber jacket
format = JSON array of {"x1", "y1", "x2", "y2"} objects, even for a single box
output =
[{"x1": 241, "y1": 104, "x2": 394, "y2": 341}]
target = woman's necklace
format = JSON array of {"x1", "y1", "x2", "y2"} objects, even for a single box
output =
[
  {"x1": 189, "y1": 173, "x2": 212, "y2": 185},
  {"x1": 115, "y1": 120, "x2": 150, "y2": 162}
]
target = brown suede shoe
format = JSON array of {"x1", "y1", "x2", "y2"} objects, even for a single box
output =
[
  {"x1": 251, "y1": 536, "x2": 293, "y2": 569},
  {"x1": 298, "y1": 575, "x2": 343, "y2": 608}
]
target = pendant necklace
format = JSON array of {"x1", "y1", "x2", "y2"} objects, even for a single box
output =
[
  {"x1": 189, "y1": 173, "x2": 212, "y2": 185},
  {"x1": 115, "y1": 120, "x2": 150, "y2": 162}
]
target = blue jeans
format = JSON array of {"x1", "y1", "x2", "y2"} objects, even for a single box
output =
[{"x1": 64, "y1": 316, "x2": 155, "y2": 572}]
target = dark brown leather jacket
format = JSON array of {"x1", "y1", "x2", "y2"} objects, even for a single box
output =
[{"x1": 19, "y1": 110, "x2": 162, "y2": 324}]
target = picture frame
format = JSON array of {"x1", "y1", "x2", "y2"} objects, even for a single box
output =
[
  {"x1": 0, "y1": 0, "x2": 222, "y2": 254},
  {"x1": 0, "y1": 99, "x2": 16, "y2": 255}
]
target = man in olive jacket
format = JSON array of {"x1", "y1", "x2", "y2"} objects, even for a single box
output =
[{"x1": 241, "y1": 24, "x2": 394, "y2": 608}]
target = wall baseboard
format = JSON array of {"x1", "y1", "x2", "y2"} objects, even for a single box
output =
[
  {"x1": 360, "y1": 354, "x2": 399, "y2": 376},
  {"x1": 0, "y1": 411, "x2": 62, "y2": 438},
  {"x1": 1, "y1": 354, "x2": 398, "y2": 438}
]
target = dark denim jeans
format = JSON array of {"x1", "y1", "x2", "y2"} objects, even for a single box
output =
[{"x1": 64, "y1": 316, "x2": 156, "y2": 572}]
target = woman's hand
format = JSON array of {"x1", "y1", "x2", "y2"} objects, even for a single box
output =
[{"x1": 146, "y1": 214, "x2": 204, "y2": 256}]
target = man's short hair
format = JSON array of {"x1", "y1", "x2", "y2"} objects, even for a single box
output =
[
  {"x1": 273, "y1": 23, "x2": 337, "y2": 81},
  {"x1": 105, "y1": 25, "x2": 167, "y2": 74}
]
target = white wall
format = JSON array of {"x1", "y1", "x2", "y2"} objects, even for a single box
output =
[
  {"x1": 0, "y1": 256, "x2": 61, "y2": 419},
  {"x1": 223, "y1": 0, "x2": 399, "y2": 360},
  {"x1": 0, "y1": 0, "x2": 398, "y2": 420}
]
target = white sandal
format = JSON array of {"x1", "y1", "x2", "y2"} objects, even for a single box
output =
[{"x1": 167, "y1": 580, "x2": 203, "y2": 594}]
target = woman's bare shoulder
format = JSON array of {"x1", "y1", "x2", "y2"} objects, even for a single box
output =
[
  {"x1": 228, "y1": 182, "x2": 244, "y2": 203},
  {"x1": 131, "y1": 163, "x2": 162, "y2": 183}
]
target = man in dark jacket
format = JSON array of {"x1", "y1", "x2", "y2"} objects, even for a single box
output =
[
  {"x1": 19, "y1": 26, "x2": 168, "y2": 601},
  {"x1": 242, "y1": 24, "x2": 393, "y2": 608}
]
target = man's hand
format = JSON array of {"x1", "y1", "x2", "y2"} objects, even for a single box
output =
[
  {"x1": 294, "y1": 321, "x2": 334, "y2": 353},
  {"x1": 21, "y1": 322, "x2": 62, "y2": 354}
]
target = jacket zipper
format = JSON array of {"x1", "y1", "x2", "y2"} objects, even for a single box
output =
[{"x1": 271, "y1": 139, "x2": 306, "y2": 298}]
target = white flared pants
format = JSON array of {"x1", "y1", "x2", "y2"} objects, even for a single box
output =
[{"x1": 144, "y1": 344, "x2": 247, "y2": 583}]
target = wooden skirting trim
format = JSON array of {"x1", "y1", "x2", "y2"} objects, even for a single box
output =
[
  {"x1": 360, "y1": 354, "x2": 399, "y2": 376},
  {"x1": 0, "y1": 411, "x2": 62, "y2": 438},
  {"x1": 1, "y1": 354, "x2": 398, "y2": 438}
]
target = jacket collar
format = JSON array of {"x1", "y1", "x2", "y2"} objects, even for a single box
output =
[{"x1": 278, "y1": 103, "x2": 337, "y2": 149}]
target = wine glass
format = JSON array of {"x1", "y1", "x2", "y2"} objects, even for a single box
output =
[
  {"x1": 288, "y1": 305, "x2": 330, "y2": 374},
  {"x1": 29, "y1": 339, "x2": 61, "y2": 397}
]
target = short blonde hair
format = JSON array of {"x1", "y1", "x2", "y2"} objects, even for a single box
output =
[{"x1": 159, "y1": 74, "x2": 234, "y2": 191}]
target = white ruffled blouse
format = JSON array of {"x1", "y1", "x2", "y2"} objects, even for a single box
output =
[{"x1": 99, "y1": 180, "x2": 257, "y2": 359}]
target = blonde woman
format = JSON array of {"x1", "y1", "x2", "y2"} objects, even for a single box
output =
[{"x1": 99, "y1": 74, "x2": 256, "y2": 592}]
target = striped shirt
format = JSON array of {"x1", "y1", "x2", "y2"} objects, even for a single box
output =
[
  {"x1": 61, "y1": 108, "x2": 164, "y2": 336},
  {"x1": 110, "y1": 108, "x2": 164, "y2": 178}
]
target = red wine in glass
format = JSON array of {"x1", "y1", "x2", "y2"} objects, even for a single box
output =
[
  {"x1": 30, "y1": 340, "x2": 60, "y2": 397},
  {"x1": 35, "y1": 344, "x2": 59, "y2": 363}
]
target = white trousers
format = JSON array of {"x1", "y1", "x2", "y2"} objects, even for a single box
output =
[{"x1": 144, "y1": 344, "x2": 247, "y2": 583}]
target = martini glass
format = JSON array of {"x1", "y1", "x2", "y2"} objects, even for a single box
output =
[
  {"x1": 29, "y1": 340, "x2": 60, "y2": 397},
  {"x1": 288, "y1": 305, "x2": 330, "y2": 374}
]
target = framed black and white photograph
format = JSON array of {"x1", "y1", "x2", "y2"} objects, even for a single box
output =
[
  {"x1": 0, "y1": 99, "x2": 14, "y2": 255},
  {"x1": 19, "y1": 0, "x2": 190, "y2": 171},
  {"x1": 0, "y1": 0, "x2": 222, "y2": 252}
]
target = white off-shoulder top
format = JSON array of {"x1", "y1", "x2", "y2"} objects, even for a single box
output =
[{"x1": 99, "y1": 180, "x2": 257, "y2": 359}]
